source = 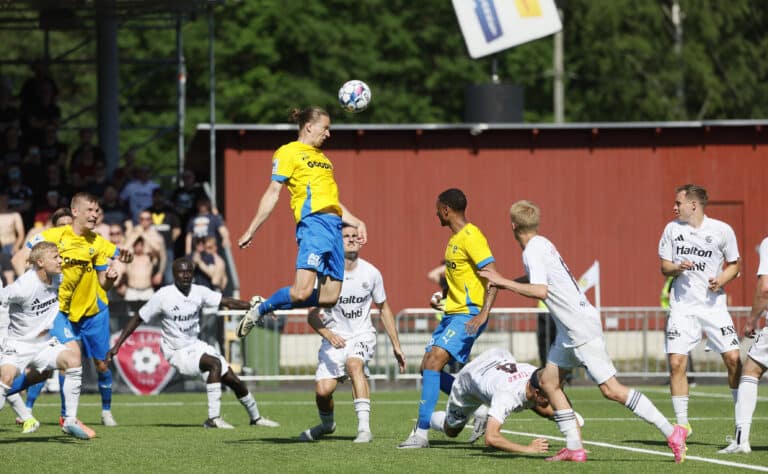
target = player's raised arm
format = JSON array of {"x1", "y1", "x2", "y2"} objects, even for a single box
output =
[
  {"x1": 338, "y1": 202, "x2": 367, "y2": 245},
  {"x1": 238, "y1": 180, "x2": 283, "y2": 249}
]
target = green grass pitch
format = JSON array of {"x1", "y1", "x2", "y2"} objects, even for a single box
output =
[{"x1": 1, "y1": 385, "x2": 766, "y2": 473}]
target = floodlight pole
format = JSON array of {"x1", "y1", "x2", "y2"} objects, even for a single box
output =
[
  {"x1": 176, "y1": 16, "x2": 186, "y2": 177},
  {"x1": 208, "y1": 6, "x2": 217, "y2": 211},
  {"x1": 553, "y1": 8, "x2": 564, "y2": 123}
]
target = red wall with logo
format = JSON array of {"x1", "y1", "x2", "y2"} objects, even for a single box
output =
[{"x1": 199, "y1": 124, "x2": 768, "y2": 313}]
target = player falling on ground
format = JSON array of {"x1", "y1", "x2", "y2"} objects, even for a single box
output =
[
  {"x1": 659, "y1": 184, "x2": 742, "y2": 438},
  {"x1": 718, "y1": 235, "x2": 768, "y2": 454},
  {"x1": 236, "y1": 106, "x2": 366, "y2": 337},
  {"x1": 399, "y1": 188, "x2": 498, "y2": 449},
  {"x1": 430, "y1": 347, "x2": 559, "y2": 455},
  {"x1": 108, "y1": 258, "x2": 279, "y2": 429},
  {"x1": 0, "y1": 242, "x2": 92, "y2": 439},
  {"x1": 300, "y1": 224, "x2": 406, "y2": 443},
  {"x1": 479, "y1": 200, "x2": 687, "y2": 463}
]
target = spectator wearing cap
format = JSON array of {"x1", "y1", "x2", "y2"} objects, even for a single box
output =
[{"x1": 120, "y1": 165, "x2": 159, "y2": 224}]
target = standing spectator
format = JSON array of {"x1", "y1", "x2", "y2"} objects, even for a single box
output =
[
  {"x1": 0, "y1": 249, "x2": 14, "y2": 285},
  {"x1": 38, "y1": 124, "x2": 68, "y2": 169},
  {"x1": 1, "y1": 125, "x2": 24, "y2": 171},
  {"x1": 148, "y1": 188, "x2": 181, "y2": 284},
  {"x1": 185, "y1": 197, "x2": 230, "y2": 255},
  {"x1": 111, "y1": 148, "x2": 138, "y2": 193},
  {"x1": 172, "y1": 169, "x2": 207, "y2": 231},
  {"x1": 6, "y1": 166, "x2": 34, "y2": 230},
  {"x1": 21, "y1": 145, "x2": 45, "y2": 202},
  {"x1": 0, "y1": 192, "x2": 24, "y2": 256},
  {"x1": 124, "y1": 209, "x2": 166, "y2": 288},
  {"x1": 33, "y1": 190, "x2": 63, "y2": 228},
  {"x1": 70, "y1": 146, "x2": 104, "y2": 194},
  {"x1": 100, "y1": 185, "x2": 130, "y2": 227},
  {"x1": 191, "y1": 236, "x2": 228, "y2": 292},
  {"x1": 19, "y1": 59, "x2": 58, "y2": 112},
  {"x1": 23, "y1": 81, "x2": 60, "y2": 144},
  {"x1": 42, "y1": 162, "x2": 71, "y2": 205},
  {"x1": 69, "y1": 128, "x2": 105, "y2": 172},
  {"x1": 123, "y1": 237, "x2": 154, "y2": 302},
  {"x1": 120, "y1": 165, "x2": 159, "y2": 224}
]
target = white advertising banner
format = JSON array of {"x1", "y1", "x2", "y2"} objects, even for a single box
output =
[{"x1": 453, "y1": 0, "x2": 562, "y2": 58}]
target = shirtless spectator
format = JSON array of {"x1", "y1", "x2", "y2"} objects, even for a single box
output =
[
  {"x1": 123, "y1": 236, "x2": 154, "y2": 302},
  {"x1": 124, "y1": 209, "x2": 165, "y2": 287},
  {"x1": 0, "y1": 192, "x2": 25, "y2": 256}
]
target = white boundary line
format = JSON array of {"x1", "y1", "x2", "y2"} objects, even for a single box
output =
[{"x1": 500, "y1": 428, "x2": 768, "y2": 472}]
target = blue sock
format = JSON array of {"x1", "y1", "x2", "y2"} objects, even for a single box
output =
[
  {"x1": 260, "y1": 287, "x2": 319, "y2": 313},
  {"x1": 417, "y1": 370, "x2": 441, "y2": 430},
  {"x1": 25, "y1": 381, "x2": 45, "y2": 408},
  {"x1": 98, "y1": 369, "x2": 113, "y2": 411},
  {"x1": 6, "y1": 372, "x2": 28, "y2": 396},
  {"x1": 58, "y1": 372, "x2": 66, "y2": 417},
  {"x1": 439, "y1": 371, "x2": 455, "y2": 394}
]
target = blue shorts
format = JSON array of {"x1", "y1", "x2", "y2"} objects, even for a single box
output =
[
  {"x1": 72, "y1": 306, "x2": 111, "y2": 361},
  {"x1": 295, "y1": 212, "x2": 344, "y2": 281},
  {"x1": 425, "y1": 314, "x2": 487, "y2": 364},
  {"x1": 51, "y1": 312, "x2": 78, "y2": 344}
]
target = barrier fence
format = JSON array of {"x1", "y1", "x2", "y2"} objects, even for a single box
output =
[{"x1": 222, "y1": 306, "x2": 754, "y2": 384}]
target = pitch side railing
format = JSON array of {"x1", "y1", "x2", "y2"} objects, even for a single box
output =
[{"x1": 220, "y1": 307, "x2": 753, "y2": 383}]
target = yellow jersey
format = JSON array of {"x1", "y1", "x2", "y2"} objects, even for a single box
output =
[
  {"x1": 272, "y1": 141, "x2": 342, "y2": 223},
  {"x1": 443, "y1": 223, "x2": 495, "y2": 316},
  {"x1": 29, "y1": 225, "x2": 117, "y2": 320}
]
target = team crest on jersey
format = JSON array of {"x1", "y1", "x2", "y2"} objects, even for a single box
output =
[
  {"x1": 111, "y1": 327, "x2": 176, "y2": 395},
  {"x1": 705, "y1": 235, "x2": 713, "y2": 244},
  {"x1": 89, "y1": 248, "x2": 95, "y2": 255},
  {"x1": 362, "y1": 282, "x2": 369, "y2": 290}
]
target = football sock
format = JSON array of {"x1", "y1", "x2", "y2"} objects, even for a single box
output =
[
  {"x1": 260, "y1": 287, "x2": 320, "y2": 313},
  {"x1": 731, "y1": 387, "x2": 739, "y2": 403},
  {"x1": 429, "y1": 411, "x2": 446, "y2": 432},
  {"x1": 62, "y1": 367, "x2": 82, "y2": 420},
  {"x1": 25, "y1": 381, "x2": 44, "y2": 408},
  {"x1": 354, "y1": 398, "x2": 371, "y2": 433},
  {"x1": 6, "y1": 371, "x2": 28, "y2": 396},
  {"x1": 735, "y1": 376, "x2": 758, "y2": 444},
  {"x1": 0, "y1": 382, "x2": 9, "y2": 411},
  {"x1": 98, "y1": 370, "x2": 113, "y2": 411},
  {"x1": 58, "y1": 372, "x2": 66, "y2": 417},
  {"x1": 7, "y1": 393, "x2": 32, "y2": 421},
  {"x1": 624, "y1": 389, "x2": 673, "y2": 437},
  {"x1": 671, "y1": 395, "x2": 689, "y2": 426},
  {"x1": 239, "y1": 393, "x2": 261, "y2": 421},
  {"x1": 319, "y1": 410, "x2": 334, "y2": 428},
  {"x1": 554, "y1": 409, "x2": 582, "y2": 450},
  {"x1": 206, "y1": 383, "x2": 222, "y2": 419},
  {"x1": 439, "y1": 371, "x2": 455, "y2": 394},
  {"x1": 416, "y1": 369, "x2": 440, "y2": 437}
]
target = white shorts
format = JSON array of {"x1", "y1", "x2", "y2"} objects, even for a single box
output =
[
  {"x1": 163, "y1": 339, "x2": 229, "y2": 377},
  {"x1": 747, "y1": 327, "x2": 768, "y2": 367},
  {"x1": 315, "y1": 332, "x2": 376, "y2": 381},
  {"x1": 548, "y1": 335, "x2": 617, "y2": 385},
  {"x1": 665, "y1": 308, "x2": 740, "y2": 355},
  {"x1": 0, "y1": 337, "x2": 69, "y2": 372},
  {"x1": 443, "y1": 371, "x2": 482, "y2": 429}
]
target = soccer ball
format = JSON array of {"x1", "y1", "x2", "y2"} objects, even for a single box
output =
[{"x1": 338, "y1": 80, "x2": 371, "y2": 113}]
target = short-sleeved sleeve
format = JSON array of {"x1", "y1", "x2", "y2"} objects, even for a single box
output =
[
  {"x1": 757, "y1": 238, "x2": 768, "y2": 276},
  {"x1": 138, "y1": 294, "x2": 163, "y2": 323},
  {"x1": 271, "y1": 148, "x2": 295, "y2": 183},
  {"x1": 523, "y1": 242, "x2": 548, "y2": 286},
  {"x1": 466, "y1": 230, "x2": 495, "y2": 269},
  {"x1": 200, "y1": 286, "x2": 223, "y2": 308},
  {"x1": 488, "y1": 391, "x2": 522, "y2": 425},
  {"x1": 721, "y1": 224, "x2": 740, "y2": 263},
  {"x1": 658, "y1": 223, "x2": 674, "y2": 261},
  {"x1": 371, "y1": 268, "x2": 387, "y2": 305}
]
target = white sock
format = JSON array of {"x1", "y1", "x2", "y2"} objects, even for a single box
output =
[
  {"x1": 554, "y1": 409, "x2": 582, "y2": 450},
  {"x1": 239, "y1": 393, "x2": 260, "y2": 421},
  {"x1": 354, "y1": 398, "x2": 371, "y2": 433},
  {"x1": 625, "y1": 389, "x2": 673, "y2": 437},
  {"x1": 415, "y1": 427, "x2": 429, "y2": 439},
  {"x1": 735, "y1": 376, "x2": 758, "y2": 445},
  {"x1": 63, "y1": 367, "x2": 83, "y2": 421},
  {"x1": 430, "y1": 411, "x2": 446, "y2": 432},
  {"x1": 0, "y1": 382, "x2": 10, "y2": 411},
  {"x1": 731, "y1": 388, "x2": 739, "y2": 403},
  {"x1": 7, "y1": 393, "x2": 32, "y2": 421},
  {"x1": 206, "y1": 383, "x2": 222, "y2": 419},
  {"x1": 671, "y1": 395, "x2": 689, "y2": 426}
]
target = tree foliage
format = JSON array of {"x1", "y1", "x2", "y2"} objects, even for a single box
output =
[{"x1": 0, "y1": 0, "x2": 765, "y2": 174}]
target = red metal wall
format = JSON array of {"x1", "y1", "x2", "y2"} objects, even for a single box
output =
[{"x1": 218, "y1": 125, "x2": 768, "y2": 314}]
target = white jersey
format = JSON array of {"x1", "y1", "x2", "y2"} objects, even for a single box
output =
[
  {"x1": 320, "y1": 258, "x2": 386, "y2": 338},
  {"x1": 758, "y1": 237, "x2": 768, "y2": 277},
  {"x1": 138, "y1": 283, "x2": 222, "y2": 351},
  {"x1": 0, "y1": 270, "x2": 61, "y2": 341},
  {"x1": 460, "y1": 348, "x2": 536, "y2": 422},
  {"x1": 523, "y1": 236, "x2": 603, "y2": 347},
  {"x1": 658, "y1": 216, "x2": 740, "y2": 310}
]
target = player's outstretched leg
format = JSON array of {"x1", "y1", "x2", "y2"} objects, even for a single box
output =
[
  {"x1": 221, "y1": 368, "x2": 279, "y2": 428},
  {"x1": 301, "y1": 381, "x2": 337, "y2": 442}
]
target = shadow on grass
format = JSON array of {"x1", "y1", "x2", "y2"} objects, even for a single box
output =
[{"x1": 226, "y1": 435, "x2": 358, "y2": 445}]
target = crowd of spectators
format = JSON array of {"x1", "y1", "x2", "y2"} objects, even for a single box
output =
[{"x1": 0, "y1": 61, "x2": 232, "y2": 302}]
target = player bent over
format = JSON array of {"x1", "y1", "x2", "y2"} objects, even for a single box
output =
[
  {"x1": 430, "y1": 348, "x2": 558, "y2": 455},
  {"x1": 300, "y1": 224, "x2": 405, "y2": 443},
  {"x1": 480, "y1": 200, "x2": 687, "y2": 463},
  {"x1": 108, "y1": 258, "x2": 279, "y2": 429},
  {"x1": 718, "y1": 236, "x2": 768, "y2": 454},
  {"x1": 0, "y1": 242, "x2": 93, "y2": 439}
]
